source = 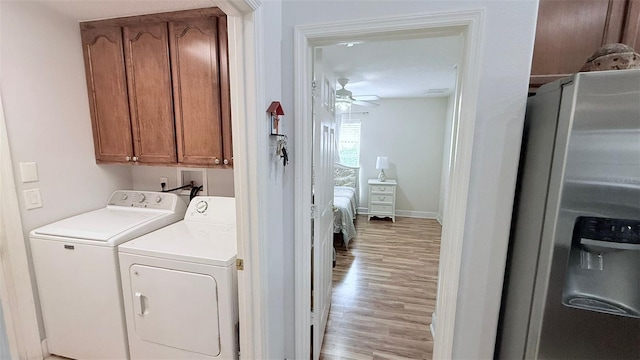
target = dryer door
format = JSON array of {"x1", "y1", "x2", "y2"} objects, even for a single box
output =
[{"x1": 129, "y1": 264, "x2": 221, "y2": 356}]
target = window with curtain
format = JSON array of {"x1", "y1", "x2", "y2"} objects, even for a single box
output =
[{"x1": 338, "y1": 119, "x2": 361, "y2": 167}]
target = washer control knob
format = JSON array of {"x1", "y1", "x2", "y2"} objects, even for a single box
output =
[
  {"x1": 196, "y1": 201, "x2": 208, "y2": 213},
  {"x1": 155, "y1": 195, "x2": 162, "y2": 204},
  {"x1": 137, "y1": 193, "x2": 146, "y2": 203},
  {"x1": 121, "y1": 193, "x2": 129, "y2": 201}
]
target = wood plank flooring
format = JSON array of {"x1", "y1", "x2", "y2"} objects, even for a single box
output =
[{"x1": 320, "y1": 215, "x2": 442, "y2": 360}]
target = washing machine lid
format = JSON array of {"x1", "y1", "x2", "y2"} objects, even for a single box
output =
[
  {"x1": 31, "y1": 208, "x2": 167, "y2": 244},
  {"x1": 119, "y1": 221, "x2": 237, "y2": 267}
]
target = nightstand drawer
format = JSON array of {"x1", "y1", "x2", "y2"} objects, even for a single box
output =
[
  {"x1": 370, "y1": 204, "x2": 393, "y2": 214},
  {"x1": 370, "y1": 185, "x2": 395, "y2": 194},
  {"x1": 370, "y1": 194, "x2": 393, "y2": 203}
]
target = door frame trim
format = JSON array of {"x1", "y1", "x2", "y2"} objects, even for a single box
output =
[
  {"x1": 293, "y1": 10, "x2": 484, "y2": 359},
  {"x1": 212, "y1": 0, "x2": 266, "y2": 358}
]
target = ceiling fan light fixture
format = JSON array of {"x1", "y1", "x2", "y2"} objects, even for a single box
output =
[
  {"x1": 335, "y1": 96, "x2": 353, "y2": 110},
  {"x1": 335, "y1": 78, "x2": 355, "y2": 110}
]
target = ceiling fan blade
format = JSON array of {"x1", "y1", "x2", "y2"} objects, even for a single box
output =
[
  {"x1": 353, "y1": 100, "x2": 379, "y2": 107},
  {"x1": 353, "y1": 95, "x2": 380, "y2": 102}
]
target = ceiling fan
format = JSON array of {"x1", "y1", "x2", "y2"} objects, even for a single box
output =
[{"x1": 335, "y1": 78, "x2": 380, "y2": 108}]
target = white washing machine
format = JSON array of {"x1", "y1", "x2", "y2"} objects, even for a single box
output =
[
  {"x1": 29, "y1": 190, "x2": 187, "y2": 360},
  {"x1": 118, "y1": 196, "x2": 238, "y2": 360}
]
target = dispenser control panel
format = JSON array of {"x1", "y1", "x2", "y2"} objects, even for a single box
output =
[{"x1": 578, "y1": 217, "x2": 640, "y2": 244}]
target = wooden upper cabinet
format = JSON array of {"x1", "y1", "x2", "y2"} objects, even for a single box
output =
[
  {"x1": 123, "y1": 22, "x2": 177, "y2": 164},
  {"x1": 80, "y1": 8, "x2": 231, "y2": 167},
  {"x1": 81, "y1": 26, "x2": 133, "y2": 163},
  {"x1": 169, "y1": 17, "x2": 224, "y2": 166},
  {"x1": 531, "y1": 0, "x2": 640, "y2": 88}
]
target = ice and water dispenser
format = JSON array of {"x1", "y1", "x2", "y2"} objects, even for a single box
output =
[{"x1": 562, "y1": 216, "x2": 640, "y2": 318}]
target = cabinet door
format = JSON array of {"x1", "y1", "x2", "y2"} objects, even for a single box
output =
[
  {"x1": 218, "y1": 16, "x2": 233, "y2": 166},
  {"x1": 169, "y1": 17, "x2": 224, "y2": 166},
  {"x1": 123, "y1": 23, "x2": 177, "y2": 164},
  {"x1": 530, "y1": 0, "x2": 628, "y2": 87},
  {"x1": 81, "y1": 26, "x2": 133, "y2": 163},
  {"x1": 622, "y1": 0, "x2": 640, "y2": 50}
]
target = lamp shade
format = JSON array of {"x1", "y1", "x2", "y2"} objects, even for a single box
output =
[{"x1": 376, "y1": 156, "x2": 389, "y2": 170}]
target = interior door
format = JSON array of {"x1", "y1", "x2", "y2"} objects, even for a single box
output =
[{"x1": 311, "y1": 47, "x2": 335, "y2": 360}]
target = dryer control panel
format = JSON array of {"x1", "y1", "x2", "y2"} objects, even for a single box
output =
[
  {"x1": 185, "y1": 196, "x2": 236, "y2": 225},
  {"x1": 107, "y1": 190, "x2": 180, "y2": 211}
]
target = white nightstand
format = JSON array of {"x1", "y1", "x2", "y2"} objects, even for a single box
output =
[{"x1": 367, "y1": 179, "x2": 397, "y2": 222}]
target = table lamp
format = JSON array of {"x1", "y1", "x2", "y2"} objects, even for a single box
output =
[{"x1": 376, "y1": 156, "x2": 388, "y2": 182}]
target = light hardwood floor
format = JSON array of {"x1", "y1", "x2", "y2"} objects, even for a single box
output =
[{"x1": 320, "y1": 215, "x2": 442, "y2": 360}]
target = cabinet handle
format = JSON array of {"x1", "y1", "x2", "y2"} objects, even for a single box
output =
[
  {"x1": 126, "y1": 156, "x2": 131, "y2": 162},
  {"x1": 132, "y1": 156, "x2": 138, "y2": 162},
  {"x1": 223, "y1": 159, "x2": 229, "y2": 165},
  {"x1": 215, "y1": 158, "x2": 220, "y2": 165}
]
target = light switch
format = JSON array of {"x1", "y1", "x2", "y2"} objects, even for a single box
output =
[
  {"x1": 23, "y1": 188, "x2": 43, "y2": 210},
  {"x1": 19, "y1": 162, "x2": 38, "y2": 183}
]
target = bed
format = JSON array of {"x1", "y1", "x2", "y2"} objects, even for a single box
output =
[{"x1": 333, "y1": 163, "x2": 359, "y2": 249}]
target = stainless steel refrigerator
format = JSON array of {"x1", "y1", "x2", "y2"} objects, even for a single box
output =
[{"x1": 497, "y1": 69, "x2": 640, "y2": 359}]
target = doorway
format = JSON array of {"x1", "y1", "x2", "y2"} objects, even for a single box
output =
[
  {"x1": 293, "y1": 11, "x2": 484, "y2": 359},
  {"x1": 315, "y1": 33, "x2": 461, "y2": 358}
]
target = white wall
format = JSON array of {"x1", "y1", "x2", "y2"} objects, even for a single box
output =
[
  {"x1": 280, "y1": 1, "x2": 538, "y2": 358},
  {"x1": 131, "y1": 166, "x2": 235, "y2": 198},
  {"x1": 355, "y1": 98, "x2": 447, "y2": 218},
  {"x1": 258, "y1": 1, "x2": 292, "y2": 358},
  {"x1": 0, "y1": 1, "x2": 133, "y2": 338}
]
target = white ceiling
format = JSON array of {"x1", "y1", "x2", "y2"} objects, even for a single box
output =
[
  {"x1": 31, "y1": 0, "x2": 461, "y2": 99},
  {"x1": 33, "y1": 0, "x2": 216, "y2": 21},
  {"x1": 322, "y1": 35, "x2": 463, "y2": 98}
]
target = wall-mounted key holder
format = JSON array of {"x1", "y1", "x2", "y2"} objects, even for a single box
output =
[{"x1": 267, "y1": 101, "x2": 285, "y2": 135}]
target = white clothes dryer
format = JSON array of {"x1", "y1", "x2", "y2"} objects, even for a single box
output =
[
  {"x1": 118, "y1": 196, "x2": 238, "y2": 360},
  {"x1": 29, "y1": 190, "x2": 187, "y2": 360}
]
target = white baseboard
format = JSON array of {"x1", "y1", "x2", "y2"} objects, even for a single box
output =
[
  {"x1": 358, "y1": 208, "x2": 440, "y2": 219},
  {"x1": 395, "y1": 210, "x2": 439, "y2": 219},
  {"x1": 436, "y1": 214, "x2": 443, "y2": 225}
]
